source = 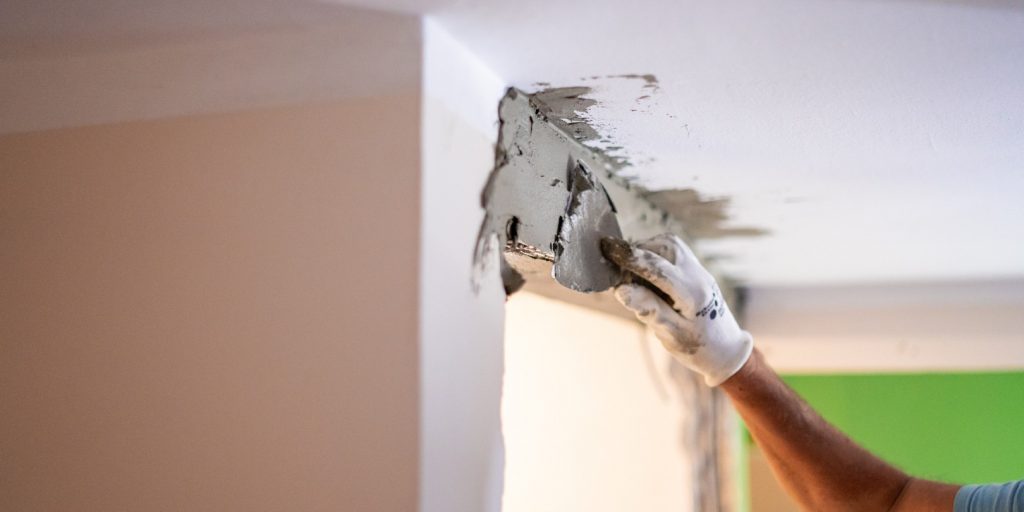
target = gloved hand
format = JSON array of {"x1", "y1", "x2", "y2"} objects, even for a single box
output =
[{"x1": 601, "y1": 234, "x2": 753, "y2": 386}]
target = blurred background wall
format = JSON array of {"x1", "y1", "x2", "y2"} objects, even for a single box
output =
[
  {"x1": 1, "y1": 6, "x2": 427, "y2": 511},
  {"x1": 502, "y1": 292, "x2": 695, "y2": 512}
]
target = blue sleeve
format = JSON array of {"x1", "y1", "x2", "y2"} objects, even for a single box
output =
[{"x1": 955, "y1": 480, "x2": 1024, "y2": 512}]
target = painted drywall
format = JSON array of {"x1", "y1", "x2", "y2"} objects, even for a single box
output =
[
  {"x1": 502, "y1": 292, "x2": 693, "y2": 511},
  {"x1": 782, "y1": 372, "x2": 1024, "y2": 484},
  {"x1": 419, "y1": 19, "x2": 508, "y2": 512},
  {"x1": 0, "y1": 95, "x2": 421, "y2": 511}
]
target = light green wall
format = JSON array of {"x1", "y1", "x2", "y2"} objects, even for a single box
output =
[{"x1": 779, "y1": 372, "x2": 1024, "y2": 484}]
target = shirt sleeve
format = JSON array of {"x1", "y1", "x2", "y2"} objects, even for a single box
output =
[{"x1": 955, "y1": 480, "x2": 1024, "y2": 512}]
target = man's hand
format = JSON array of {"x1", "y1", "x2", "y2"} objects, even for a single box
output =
[
  {"x1": 602, "y1": 235, "x2": 963, "y2": 511},
  {"x1": 601, "y1": 233, "x2": 752, "y2": 386}
]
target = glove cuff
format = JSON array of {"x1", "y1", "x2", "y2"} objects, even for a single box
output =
[{"x1": 703, "y1": 331, "x2": 754, "y2": 387}]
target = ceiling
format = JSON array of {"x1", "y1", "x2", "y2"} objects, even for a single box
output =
[
  {"x1": 3, "y1": 0, "x2": 1022, "y2": 285},
  {"x1": 363, "y1": 0, "x2": 1024, "y2": 286}
]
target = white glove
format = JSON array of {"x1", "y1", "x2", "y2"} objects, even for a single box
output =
[{"x1": 601, "y1": 234, "x2": 753, "y2": 386}]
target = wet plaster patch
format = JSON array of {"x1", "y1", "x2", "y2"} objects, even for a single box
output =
[
  {"x1": 474, "y1": 88, "x2": 683, "y2": 296},
  {"x1": 528, "y1": 85, "x2": 630, "y2": 169},
  {"x1": 531, "y1": 87, "x2": 600, "y2": 143},
  {"x1": 475, "y1": 79, "x2": 766, "y2": 297},
  {"x1": 530, "y1": 75, "x2": 666, "y2": 171}
]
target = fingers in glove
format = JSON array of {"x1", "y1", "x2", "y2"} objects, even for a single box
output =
[
  {"x1": 602, "y1": 238, "x2": 698, "y2": 317},
  {"x1": 614, "y1": 283, "x2": 664, "y2": 321},
  {"x1": 614, "y1": 284, "x2": 700, "y2": 355}
]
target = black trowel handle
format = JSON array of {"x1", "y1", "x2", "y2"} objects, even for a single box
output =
[{"x1": 600, "y1": 237, "x2": 678, "y2": 310}]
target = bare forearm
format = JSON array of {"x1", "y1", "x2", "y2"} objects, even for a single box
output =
[
  {"x1": 720, "y1": 349, "x2": 947, "y2": 511},
  {"x1": 603, "y1": 235, "x2": 960, "y2": 510}
]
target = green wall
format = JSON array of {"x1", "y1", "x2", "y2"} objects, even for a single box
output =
[{"x1": 778, "y1": 372, "x2": 1024, "y2": 484}]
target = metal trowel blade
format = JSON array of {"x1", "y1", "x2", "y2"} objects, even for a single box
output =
[{"x1": 551, "y1": 161, "x2": 623, "y2": 293}]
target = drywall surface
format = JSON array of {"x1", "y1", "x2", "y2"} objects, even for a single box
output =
[
  {"x1": 784, "y1": 372, "x2": 1024, "y2": 484},
  {"x1": 502, "y1": 292, "x2": 693, "y2": 511},
  {"x1": 0, "y1": 95, "x2": 421, "y2": 511},
  {"x1": 0, "y1": 2, "x2": 421, "y2": 134},
  {"x1": 744, "y1": 280, "x2": 1024, "y2": 372},
  {"x1": 420, "y1": 19, "x2": 508, "y2": 512}
]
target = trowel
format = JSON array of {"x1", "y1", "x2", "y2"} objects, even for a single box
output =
[{"x1": 550, "y1": 161, "x2": 623, "y2": 293}]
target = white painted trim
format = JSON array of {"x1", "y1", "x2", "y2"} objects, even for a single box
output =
[{"x1": 744, "y1": 280, "x2": 1024, "y2": 373}]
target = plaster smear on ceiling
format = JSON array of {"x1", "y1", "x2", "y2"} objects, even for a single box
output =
[
  {"x1": 474, "y1": 88, "x2": 703, "y2": 298},
  {"x1": 527, "y1": 77, "x2": 768, "y2": 244},
  {"x1": 528, "y1": 75, "x2": 665, "y2": 171},
  {"x1": 475, "y1": 87, "x2": 751, "y2": 329}
]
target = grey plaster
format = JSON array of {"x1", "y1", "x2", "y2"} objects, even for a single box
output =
[
  {"x1": 529, "y1": 85, "x2": 631, "y2": 169},
  {"x1": 473, "y1": 88, "x2": 688, "y2": 296},
  {"x1": 551, "y1": 161, "x2": 622, "y2": 292},
  {"x1": 530, "y1": 78, "x2": 765, "y2": 243},
  {"x1": 530, "y1": 87, "x2": 601, "y2": 145}
]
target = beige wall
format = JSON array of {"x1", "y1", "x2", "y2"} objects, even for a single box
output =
[
  {"x1": 0, "y1": 95, "x2": 420, "y2": 510},
  {"x1": 502, "y1": 292, "x2": 693, "y2": 511}
]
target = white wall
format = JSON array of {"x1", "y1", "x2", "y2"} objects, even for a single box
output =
[
  {"x1": 502, "y1": 292, "x2": 693, "y2": 511},
  {"x1": 419, "y1": 18, "x2": 508, "y2": 512}
]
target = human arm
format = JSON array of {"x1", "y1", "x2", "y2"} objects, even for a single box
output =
[
  {"x1": 601, "y1": 233, "x2": 960, "y2": 511},
  {"x1": 722, "y1": 348, "x2": 959, "y2": 511}
]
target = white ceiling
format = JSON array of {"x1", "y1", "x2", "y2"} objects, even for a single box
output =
[
  {"x1": 361, "y1": 0, "x2": 1024, "y2": 286},
  {"x1": 3, "y1": 0, "x2": 1022, "y2": 285}
]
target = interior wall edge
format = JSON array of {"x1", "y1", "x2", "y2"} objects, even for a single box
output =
[{"x1": 419, "y1": 20, "x2": 507, "y2": 512}]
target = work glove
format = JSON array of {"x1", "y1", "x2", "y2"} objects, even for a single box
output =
[{"x1": 601, "y1": 234, "x2": 753, "y2": 386}]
